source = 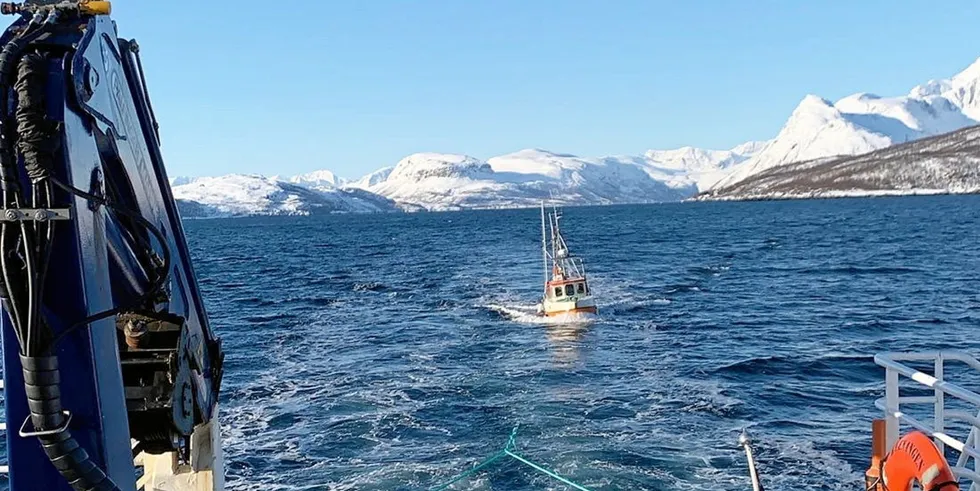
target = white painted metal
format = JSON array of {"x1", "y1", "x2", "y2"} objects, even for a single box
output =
[
  {"x1": 875, "y1": 351, "x2": 980, "y2": 490},
  {"x1": 135, "y1": 404, "x2": 225, "y2": 491},
  {"x1": 738, "y1": 430, "x2": 762, "y2": 491},
  {"x1": 0, "y1": 376, "x2": 5, "y2": 474}
]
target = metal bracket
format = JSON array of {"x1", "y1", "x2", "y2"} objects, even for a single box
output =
[
  {"x1": 19, "y1": 410, "x2": 72, "y2": 438},
  {"x1": 0, "y1": 208, "x2": 71, "y2": 222}
]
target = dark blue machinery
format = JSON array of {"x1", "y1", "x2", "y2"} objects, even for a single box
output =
[{"x1": 0, "y1": 1, "x2": 224, "y2": 489}]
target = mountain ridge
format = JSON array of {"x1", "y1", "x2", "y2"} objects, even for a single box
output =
[
  {"x1": 171, "y1": 56, "x2": 980, "y2": 215},
  {"x1": 697, "y1": 124, "x2": 980, "y2": 201}
]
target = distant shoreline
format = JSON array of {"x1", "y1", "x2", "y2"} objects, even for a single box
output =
[{"x1": 176, "y1": 191, "x2": 980, "y2": 219}]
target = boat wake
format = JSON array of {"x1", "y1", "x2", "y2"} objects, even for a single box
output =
[{"x1": 486, "y1": 303, "x2": 598, "y2": 326}]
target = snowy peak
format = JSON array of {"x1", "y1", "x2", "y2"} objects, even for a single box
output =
[
  {"x1": 835, "y1": 91, "x2": 970, "y2": 136},
  {"x1": 640, "y1": 142, "x2": 765, "y2": 191},
  {"x1": 356, "y1": 148, "x2": 685, "y2": 210},
  {"x1": 908, "y1": 57, "x2": 980, "y2": 119},
  {"x1": 792, "y1": 94, "x2": 840, "y2": 123},
  {"x1": 711, "y1": 95, "x2": 895, "y2": 190},
  {"x1": 172, "y1": 174, "x2": 396, "y2": 217},
  {"x1": 287, "y1": 169, "x2": 346, "y2": 190},
  {"x1": 349, "y1": 166, "x2": 393, "y2": 190},
  {"x1": 952, "y1": 57, "x2": 980, "y2": 85},
  {"x1": 487, "y1": 148, "x2": 590, "y2": 179},
  {"x1": 710, "y1": 57, "x2": 980, "y2": 192},
  {"x1": 643, "y1": 146, "x2": 731, "y2": 170},
  {"x1": 169, "y1": 176, "x2": 198, "y2": 187},
  {"x1": 699, "y1": 124, "x2": 980, "y2": 201},
  {"x1": 730, "y1": 140, "x2": 769, "y2": 156},
  {"x1": 386, "y1": 153, "x2": 493, "y2": 181},
  {"x1": 910, "y1": 79, "x2": 952, "y2": 99},
  {"x1": 947, "y1": 57, "x2": 980, "y2": 120}
]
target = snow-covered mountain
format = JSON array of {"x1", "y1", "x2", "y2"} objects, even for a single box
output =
[
  {"x1": 710, "y1": 57, "x2": 980, "y2": 190},
  {"x1": 171, "y1": 174, "x2": 397, "y2": 218},
  {"x1": 351, "y1": 150, "x2": 687, "y2": 211},
  {"x1": 698, "y1": 124, "x2": 980, "y2": 200},
  {"x1": 168, "y1": 142, "x2": 763, "y2": 216},
  {"x1": 168, "y1": 56, "x2": 980, "y2": 215}
]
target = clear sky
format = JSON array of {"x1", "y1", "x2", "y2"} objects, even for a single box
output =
[{"x1": 110, "y1": 1, "x2": 980, "y2": 180}]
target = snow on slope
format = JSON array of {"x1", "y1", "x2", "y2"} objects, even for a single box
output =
[
  {"x1": 641, "y1": 142, "x2": 766, "y2": 190},
  {"x1": 283, "y1": 170, "x2": 346, "y2": 190},
  {"x1": 711, "y1": 57, "x2": 980, "y2": 190},
  {"x1": 169, "y1": 176, "x2": 198, "y2": 187},
  {"x1": 172, "y1": 174, "x2": 396, "y2": 217},
  {"x1": 713, "y1": 96, "x2": 896, "y2": 188},
  {"x1": 699, "y1": 124, "x2": 980, "y2": 201},
  {"x1": 349, "y1": 167, "x2": 393, "y2": 189},
  {"x1": 170, "y1": 56, "x2": 980, "y2": 215},
  {"x1": 929, "y1": 57, "x2": 980, "y2": 120},
  {"x1": 359, "y1": 150, "x2": 686, "y2": 210}
]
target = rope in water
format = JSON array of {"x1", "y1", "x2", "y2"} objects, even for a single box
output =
[{"x1": 429, "y1": 427, "x2": 594, "y2": 490}]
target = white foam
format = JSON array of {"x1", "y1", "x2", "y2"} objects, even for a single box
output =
[{"x1": 486, "y1": 303, "x2": 598, "y2": 326}]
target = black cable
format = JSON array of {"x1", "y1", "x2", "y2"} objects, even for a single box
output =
[
  {"x1": 0, "y1": 23, "x2": 121, "y2": 491},
  {"x1": 44, "y1": 176, "x2": 172, "y2": 353},
  {"x1": 20, "y1": 218, "x2": 36, "y2": 351},
  {"x1": 0, "y1": 24, "x2": 48, "y2": 353},
  {"x1": 0, "y1": 222, "x2": 25, "y2": 349},
  {"x1": 128, "y1": 40, "x2": 160, "y2": 143},
  {"x1": 0, "y1": 25, "x2": 48, "y2": 205}
]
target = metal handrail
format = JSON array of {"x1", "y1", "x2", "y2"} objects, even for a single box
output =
[
  {"x1": 0, "y1": 377, "x2": 6, "y2": 474},
  {"x1": 875, "y1": 351, "x2": 980, "y2": 490}
]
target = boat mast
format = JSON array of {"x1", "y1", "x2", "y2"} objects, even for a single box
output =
[
  {"x1": 550, "y1": 207, "x2": 557, "y2": 270},
  {"x1": 540, "y1": 201, "x2": 548, "y2": 289}
]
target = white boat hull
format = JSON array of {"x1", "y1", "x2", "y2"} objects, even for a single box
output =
[{"x1": 542, "y1": 295, "x2": 597, "y2": 317}]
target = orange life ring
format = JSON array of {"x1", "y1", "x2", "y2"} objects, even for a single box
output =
[{"x1": 881, "y1": 431, "x2": 959, "y2": 491}]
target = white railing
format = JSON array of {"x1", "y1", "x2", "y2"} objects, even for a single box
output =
[
  {"x1": 0, "y1": 378, "x2": 7, "y2": 474},
  {"x1": 875, "y1": 351, "x2": 980, "y2": 490}
]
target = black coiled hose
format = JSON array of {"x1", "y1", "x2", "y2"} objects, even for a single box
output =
[
  {"x1": 15, "y1": 52, "x2": 58, "y2": 181},
  {"x1": 0, "y1": 23, "x2": 48, "y2": 202},
  {"x1": 21, "y1": 356, "x2": 117, "y2": 491}
]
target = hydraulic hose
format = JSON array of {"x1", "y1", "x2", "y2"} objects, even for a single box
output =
[
  {"x1": 0, "y1": 20, "x2": 48, "y2": 203},
  {"x1": 2, "y1": 27, "x2": 121, "y2": 491},
  {"x1": 21, "y1": 355, "x2": 117, "y2": 491},
  {"x1": 0, "y1": 21, "x2": 44, "y2": 351},
  {"x1": 15, "y1": 52, "x2": 58, "y2": 181}
]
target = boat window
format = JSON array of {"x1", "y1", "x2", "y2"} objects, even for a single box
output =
[
  {"x1": 565, "y1": 284, "x2": 575, "y2": 296},
  {"x1": 577, "y1": 283, "x2": 585, "y2": 294},
  {"x1": 554, "y1": 287, "x2": 562, "y2": 297}
]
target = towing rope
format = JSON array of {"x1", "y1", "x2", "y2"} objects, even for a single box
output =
[{"x1": 429, "y1": 427, "x2": 594, "y2": 491}]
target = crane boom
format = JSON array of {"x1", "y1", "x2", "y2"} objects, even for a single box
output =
[{"x1": 0, "y1": 2, "x2": 225, "y2": 489}]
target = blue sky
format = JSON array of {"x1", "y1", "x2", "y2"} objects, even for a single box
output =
[{"x1": 111, "y1": 1, "x2": 980, "y2": 180}]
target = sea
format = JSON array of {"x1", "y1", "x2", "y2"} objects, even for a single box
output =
[{"x1": 82, "y1": 197, "x2": 980, "y2": 489}]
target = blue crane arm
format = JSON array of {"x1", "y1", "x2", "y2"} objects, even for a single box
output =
[{"x1": 0, "y1": 2, "x2": 224, "y2": 489}]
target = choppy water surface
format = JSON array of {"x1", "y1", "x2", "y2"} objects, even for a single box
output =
[{"x1": 185, "y1": 196, "x2": 980, "y2": 490}]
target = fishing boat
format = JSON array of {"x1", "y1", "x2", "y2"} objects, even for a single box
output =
[{"x1": 538, "y1": 202, "x2": 597, "y2": 317}]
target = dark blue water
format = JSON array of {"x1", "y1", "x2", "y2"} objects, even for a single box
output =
[{"x1": 185, "y1": 196, "x2": 980, "y2": 490}]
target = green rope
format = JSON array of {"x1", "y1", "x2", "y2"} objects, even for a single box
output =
[
  {"x1": 504, "y1": 450, "x2": 592, "y2": 491},
  {"x1": 428, "y1": 450, "x2": 508, "y2": 491},
  {"x1": 429, "y1": 427, "x2": 594, "y2": 491}
]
